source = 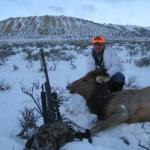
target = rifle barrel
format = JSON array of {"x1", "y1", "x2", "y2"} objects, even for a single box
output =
[
  {"x1": 40, "y1": 49, "x2": 51, "y2": 92},
  {"x1": 40, "y1": 49, "x2": 56, "y2": 122}
]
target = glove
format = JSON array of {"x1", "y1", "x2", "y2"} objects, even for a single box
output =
[{"x1": 96, "y1": 75, "x2": 110, "y2": 84}]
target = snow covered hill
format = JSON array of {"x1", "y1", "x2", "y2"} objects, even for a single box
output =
[{"x1": 0, "y1": 15, "x2": 150, "y2": 43}]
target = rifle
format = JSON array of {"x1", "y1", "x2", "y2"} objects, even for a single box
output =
[
  {"x1": 25, "y1": 49, "x2": 92, "y2": 150},
  {"x1": 40, "y1": 48, "x2": 61, "y2": 124}
]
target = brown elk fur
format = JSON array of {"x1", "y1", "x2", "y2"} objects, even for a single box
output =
[{"x1": 67, "y1": 70, "x2": 150, "y2": 134}]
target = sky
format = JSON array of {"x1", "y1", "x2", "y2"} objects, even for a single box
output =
[{"x1": 0, "y1": 0, "x2": 150, "y2": 27}]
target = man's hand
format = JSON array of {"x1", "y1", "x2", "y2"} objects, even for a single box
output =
[{"x1": 96, "y1": 75, "x2": 110, "y2": 84}]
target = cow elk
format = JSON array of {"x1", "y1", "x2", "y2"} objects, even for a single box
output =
[{"x1": 67, "y1": 70, "x2": 150, "y2": 134}]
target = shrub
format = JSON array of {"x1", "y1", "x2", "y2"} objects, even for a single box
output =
[
  {"x1": 125, "y1": 76, "x2": 138, "y2": 88},
  {"x1": 0, "y1": 48, "x2": 15, "y2": 65},
  {"x1": 0, "y1": 79, "x2": 11, "y2": 91},
  {"x1": 12, "y1": 64, "x2": 19, "y2": 71},
  {"x1": 17, "y1": 107, "x2": 39, "y2": 139},
  {"x1": 134, "y1": 55, "x2": 150, "y2": 67}
]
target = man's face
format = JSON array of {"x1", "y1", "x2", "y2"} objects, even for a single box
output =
[{"x1": 93, "y1": 43, "x2": 105, "y2": 53}]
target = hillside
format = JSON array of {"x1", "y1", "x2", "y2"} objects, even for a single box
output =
[{"x1": 0, "y1": 15, "x2": 150, "y2": 43}]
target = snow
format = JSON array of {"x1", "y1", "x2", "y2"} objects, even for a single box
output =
[{"x1": 0, "y1": 43, "x2": 150, "y2": 150}]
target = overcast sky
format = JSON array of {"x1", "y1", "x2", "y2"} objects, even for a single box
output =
[{"x1": 0, "y1": 0, "x2": 150, "y2": 26}]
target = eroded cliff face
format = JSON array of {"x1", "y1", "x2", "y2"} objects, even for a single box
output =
[{"x1": 0, "y1": 15, "x2": 150, "y2": 42}]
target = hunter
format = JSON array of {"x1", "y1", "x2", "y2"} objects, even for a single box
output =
[{"x1": 91, "y1": 36, "x2": 125, "y2": 92}]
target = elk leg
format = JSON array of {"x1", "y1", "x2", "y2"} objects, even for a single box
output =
[{"x1": 90, "y1": 105, "x2": 129, "y2": 134}]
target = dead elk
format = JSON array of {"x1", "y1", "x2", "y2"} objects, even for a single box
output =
[{"x1": 67, "y1": 70, "x2": 150, "y2": 134}]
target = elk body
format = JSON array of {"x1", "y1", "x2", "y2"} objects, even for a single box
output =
[{"x1": 67, "y1": 70, "x2": 150, "y2": 134}]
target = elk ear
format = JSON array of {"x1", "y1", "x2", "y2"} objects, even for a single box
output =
[{"x1": 96, "y1": 76, "x2": 110, "y2": 84}]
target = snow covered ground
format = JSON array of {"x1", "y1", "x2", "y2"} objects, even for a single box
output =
[{"x1": 0, "y1": 43, "x2": 150, "y2": 150}]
